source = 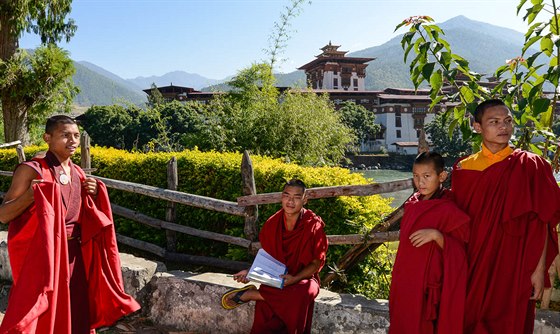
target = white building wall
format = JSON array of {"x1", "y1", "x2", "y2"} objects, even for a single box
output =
[{"x1": 368, "y1": 105, "x2": 436, "y2": 154}]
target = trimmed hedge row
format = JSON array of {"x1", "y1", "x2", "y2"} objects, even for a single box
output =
[{"x1": 0, "y1": 146, "x2": 396, "y2": 297}]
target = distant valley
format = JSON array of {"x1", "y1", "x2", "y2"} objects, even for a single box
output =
[{"x1": 71, "y1": 15, "x2": 530, "y2": 108}]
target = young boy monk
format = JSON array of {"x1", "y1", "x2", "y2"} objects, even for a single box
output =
[
  {"x1": 389, "y1": 151, "x2": 470, "y2": 334},
  {"x1": 0, "y1": 115, "x2": 140, "y2": 333},
  {"x1": 221, "y1": 179, "x2": 328, "y2": 334},
  {"x1": 452, "y1": 99, "x2": 560, "y2": 334}
]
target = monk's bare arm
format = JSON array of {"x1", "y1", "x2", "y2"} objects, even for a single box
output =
[
  {"x1": 0, "y1": 166, "x2": 39, "y2": 224},
  {"x1": 530, "y1": 232, "x2": 548, "y2": 300},
  {"x1": 282, "y1": 259, "x2": 322, "y2": 287}
]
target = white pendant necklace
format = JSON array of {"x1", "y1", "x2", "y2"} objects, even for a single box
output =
[{"x1": 59, "y1": 171, "x2": 70, "y2": 185}]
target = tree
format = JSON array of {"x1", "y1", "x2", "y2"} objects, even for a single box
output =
[
  {"x1": 425, "y1": 112, "x2": 471, "y2": 159},
  {"x1": 0, "y1": 1, "x2": 76, "y2": 143},
  {"x1": 204, "y1": 63, "x2": 354, "y2": 165},
  {"x1": 395, "y1": 3, "x2": 560, "y2": 172},
  {"x1": 336, "y1": 101, "x2": 380, "y2": 148}
]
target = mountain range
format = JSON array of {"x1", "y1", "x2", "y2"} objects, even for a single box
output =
[{"x1": 71, "y1": 15, "x2": 529, "y2": 107}]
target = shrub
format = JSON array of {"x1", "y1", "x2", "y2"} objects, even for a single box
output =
[{"x1": 0, "y1": 146, "x2": 396, "y2": 297}]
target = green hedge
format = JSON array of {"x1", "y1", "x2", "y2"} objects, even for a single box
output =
[{"x1": 0, "y1": 146, "x2": 396, "y2": 298}]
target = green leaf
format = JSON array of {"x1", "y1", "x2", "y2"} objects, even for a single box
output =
[
  {"x1": 517, "y1": 0, "x2": 529, "y2": 14},
  {"x1": 550, "y1": 14, "x2": 560, "y2": 34},
  {"x1": 523, "y1": 35, "x2": 542, "y2": 54},
  {"x1": 526, "y1": 51, "x2": 542, "y2": 67},
  {"x1": 540, "y1": 36, "x2": 554, "y2": 56},
  {"x1": 529, "y1": 143, "x2": 543, "y2": 155},
  {"x1": 395, "y1": 20, "x2": 409, "y2": 32},
  {"x1": 459, "y1": 86, "x2": 475, "y2": 104},
  {"x1": 429, "y1": 70, "x2": 443, "y2": 94},
  {"x1": 532, "y1": 98, "x2": 550, "y2": 116},
  {"x1": 429, "y1": 95, "x2": 444, "y2": 109},
  {"x1": 421, "y1": 62, "x2": 435, "y2": 81},
  {"x1": 452, "y1": 54, "x2": 469, "y2": 68}
]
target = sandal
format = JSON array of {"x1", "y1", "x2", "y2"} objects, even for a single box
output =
[{"x1": 221, "y1": 284, "x2": 257, "y2": 310}]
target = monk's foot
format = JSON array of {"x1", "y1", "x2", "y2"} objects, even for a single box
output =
[{"x1": 221, "y1": 285, "x2": 257, "y2": 310}]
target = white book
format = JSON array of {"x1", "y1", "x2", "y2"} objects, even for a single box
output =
[{"x1": 247, "y1": 248, "x2": 288, "y2": 289}]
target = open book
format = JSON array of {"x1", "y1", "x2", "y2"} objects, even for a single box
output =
[{"x1": 247, "y1": 248, "x2": 288, "y2": 289}]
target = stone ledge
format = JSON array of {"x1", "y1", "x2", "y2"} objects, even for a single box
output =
[
  {"x1": 146, "y1": 271, "x2": 391, "y2": 333},
  {"x1": 0, "y1": 231, "x2": 559, "y2": 333}
]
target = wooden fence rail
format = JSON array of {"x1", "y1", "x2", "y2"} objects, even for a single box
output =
[
  {"x1": 92, "y1": 175, "x2": 247, "y2": 217},
  {"x1": 237, "y1": 179, "x2": 414, "y2": 206}
]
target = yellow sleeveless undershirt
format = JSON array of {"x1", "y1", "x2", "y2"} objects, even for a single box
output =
[{"x1": 458, "y1": 144, "x2": 513, "y2": 171}]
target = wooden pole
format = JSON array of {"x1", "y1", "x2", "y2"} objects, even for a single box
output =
[
  {"x1": 16, "y1": 145, "x2": 25, "y2": 163},
  {"x1": 241, "y1": 151, "x2": 259, "y2": 255},
  {"x1": 321, "y1": 198, "x2": 409, "y2": 286},
  {"x1": 166, "y1": 157, "x2": 178, "y2": 252},
  {"x1": 80, "y1": 131, "x2": 91, "y2": 170}
]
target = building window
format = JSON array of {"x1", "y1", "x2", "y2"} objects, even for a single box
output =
[
  {"x1": 353, "y1": 78, "x2": 358, "y2": 87},
  {"x1": 412, "y1": 107, "x2": 427, "y2": 113},
  {"x1": 395, "y1": 112, "x2": 402, "y2": 128},
  {"x1": 334, "y1": 99, "x2": 342, "y2": 105},
  {"x1": 361, "y1": 99, "x2": 369, "y2": 104},
  {"x1": 417, "y1": 129, "x2": 421, "y2": 138},
  {"x1": 348, "y1": 99, "x2": 356, "y2": 103},
  {"x1": 396, "y1": 130, "x2": 401, "y2": 138},
  {"x1": 333, "y1": 78, "x2": 338, "y2": 88}
]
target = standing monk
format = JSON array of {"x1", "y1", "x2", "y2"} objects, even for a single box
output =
[
  {"x1": 221, "y1": 179, "x2": 328, "y2": 334},
  {"x1": 452, "y1": 99, "x2": 560, "y2": 333},
  {"x1": 0, "y1": 115, "x2": 140, "y2": 333}
]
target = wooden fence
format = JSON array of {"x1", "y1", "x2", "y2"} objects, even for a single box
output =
[{"x1": 0, "y1": 135, "x2": 413, "y2": 279}]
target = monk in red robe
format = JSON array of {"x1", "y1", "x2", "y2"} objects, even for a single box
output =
[
  {"x1": 452, "y1": 99, "x2": 560, "y2": 334},
  {"x1": 0, "y1": 115, "x2": 140, "y2": 334},
  {"x1": 389, "y1": 152, "x2": 470, "y2": 334},
  {"x1": 222, "y1": 179, "x2": 328, "y2": 334}
]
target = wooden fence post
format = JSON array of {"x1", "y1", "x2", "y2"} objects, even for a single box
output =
[
  {"x1": 241, "y1": 151, "x2": 259, "y2": 254},
  {"x1": 166, "y1": 157, "x2": 178, "y2": 252},
  {"x1": 80, "y1": 131, "x2": 91, "y2": 170},
  {"x1": 16, "y1": 145, "x2": 25, "y2": 163}
]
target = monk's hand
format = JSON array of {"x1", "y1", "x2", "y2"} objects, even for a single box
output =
[
  {"x1": 280, "y1": 274, "x2": 297, "y2": 287},
  {"x1": 232, "y1": 269, "x2": 250, "y2": 283},
  {"x1": 82, "y1": 177, "x2": 98, "y2": 196},
  {"x1": 530, "y1": 267, "x2": 545, "y2": 300},
  {"x1": 409, "y1": 229, "x2": 444, "y2": 249}
]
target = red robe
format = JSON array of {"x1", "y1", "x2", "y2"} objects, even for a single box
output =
[
  {"x1": 389, "y1": 190, "x2": 470, "y2": 334},
  {"x1": 452, "y1": 149, "x2": 560, "y2": 334},
  {"x1": 0, "y1": 167, "x2": 140, "y2": 333},
  {"x1": 251, "y1": 208, "x2": 328, "y2": 334}
]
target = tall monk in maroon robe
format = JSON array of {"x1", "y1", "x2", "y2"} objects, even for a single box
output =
[
  {"x1": 222, "y1": 179, "x2": 328, "y2": 334},
  {"x1": 0, "y1": 116, "x2": 140, "y2": 334},
  {"x1": 389, "y1": 152, "x2": 470, "y2": 334},
  {"x1": 451, "y1": 99, "x2": 560, "y2": 334}
]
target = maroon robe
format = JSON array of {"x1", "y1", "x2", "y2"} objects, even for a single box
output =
[
  {"x1": 0, "y1": 156, "x2": 140, "y2": 334},
  {"x1": 251, "y1": 208, "x2": 328, "y2": 334},
  {"x1": 389, "y1": 190, "x2": 470, "y2": 334},
  {"x1": 452, "y1": 149, "x2": 560, "y2": 334}
]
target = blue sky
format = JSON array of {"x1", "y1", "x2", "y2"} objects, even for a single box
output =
[{"x1": 20, "y1": 0, "x2": 529, "y2": 80}]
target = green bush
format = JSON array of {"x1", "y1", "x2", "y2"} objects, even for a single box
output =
[{"x1": 0, "y1": 146, "x2": 396, "y2": 298}]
